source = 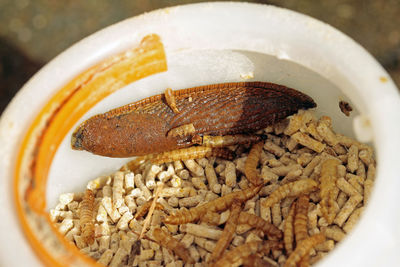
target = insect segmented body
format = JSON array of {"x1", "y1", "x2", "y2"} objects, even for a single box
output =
[
  {"x1": 71, "y1": 82, "x2": 316, "y2": 157},
  {"x1": 79, "y1": 189, "x2": 95, "y2": 245},
  {"x1": 237, "y1": 212, "x2": 282, "y2": 240},
  {"x1": 134, "y1": 199, "x2": 164, "y2": 220},
  {"x1": 209, "y1": 200, "x2": 242, "y2": 263},
  {"x1": 163, "y1": 184, "x2": 262, "y2": 225},
  {"x1": 152, "y1": 228, "x2": 195, "y2": 264}
]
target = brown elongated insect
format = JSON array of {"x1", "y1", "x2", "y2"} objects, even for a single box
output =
[
  {"x1": 294, "y1": 195, "x2": 310, "y2": 243},
  {"x1": 237, "y1": 212, "x2": 282, "y2": 240},
  {"x1": 192, "y1": 134, "x2": 261, "y2": 147},
  {"x1": 320, "y1": 159, "x2": 340, "y2": 224},
  {"x1": 211, "y1": 240, "x2": 282, "y2": 267},
  {"x1": 134, "y1": 199, "x2": 164, "y2": 220},
  {"x1": 294, "y1": 195, "x2": 311, "y2": 267},
  {"x1": 71, "y1": 82, "x2": 316, "y2": 157},
  {"x1": 284, "y1": 202, "x2": 296, "y2": 255},
  {"x1": 284, "y1": 233, "x2": 326, "y2": 267},
  {"x1": 164, "y1": 184, "x2": 262, "y2": 224},
  {"x1": 244, "y1": 141, "x2": 264, "y2": 185},
  {"x1": 152, "y1": 228, "x2": 195, "y2": 264},
  {"x1": 263, "y1": 179, "x2": 318, "y2": 208},
  {"x1": 122, "y1": 146, "x2": 234, "y2": 172},
  {"x1": 209, "y1": 200, "x2": 242, "y2": 263},
  {"x1": 79, "y1": 189, "x2": 95, "y2": 245}
]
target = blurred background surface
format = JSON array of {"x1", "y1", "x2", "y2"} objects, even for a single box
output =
[{"x1": 0, "y1": 0, "x2": 399, "y2": 114}]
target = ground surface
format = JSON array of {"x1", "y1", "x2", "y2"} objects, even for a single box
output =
[{"x1": 0, "y1": 0, "x2": 399, "y2": 113}]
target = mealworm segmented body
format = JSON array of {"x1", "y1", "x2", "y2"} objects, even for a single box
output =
[
  {"x1": 284, "y1": 202, "x2": 296, "y2": 255},
  {"x1": 79, "y1": 189, "x2": 95, "y2": 245},
  {"x1": 134, "y1": 200, "x2": 164, "y2": 220},
  {"x1": 153, "y1": 228, "x2": 195, "y2": 264},
  {"x1": 244, "y1": 141, "x2": 264, "y2": 185},
  {"x1": 284, "y1": 233, "x2": 326, "y2": 267},
  {"x1": 209, "y1": 200, "x2": 242, "y2": 263},
  {"x1": 319, "y1": 159, "x2": 340, "y2": 224},
  {"x1": 263, "y1": 179, "x2": 318, "y2": 208},
  {"x1": 163, "y1": 185, "x2": 262, "y2": 225},
  {"x1": 211, "y1": 241, "x2": 262, "y2": 267},
  {"x1": 72, "y1": 82, "x2": 316, "y2": 157},
  {"x1": 237, "y1": 212, "x2": 282, "y2": 240},
  {"x1": 192, "y1": 134, "x2": 261, "y2": 147},
  {"x1": 123, "y1": 146, "x2": 234, "y2": 172},
  {"x1": 294, "y1": 195, "x2": 310, "y2": 243}
]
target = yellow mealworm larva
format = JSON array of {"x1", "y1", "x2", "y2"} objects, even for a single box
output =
[
  {"x1": 193, "y1": 134, "x2": 261, "y2": 147},
  {"x1": 209, "y1": 200, "x2": 242, "y2": 263},
  {"x1": 153, "y1": 146, "x2": 234, "y2": 164},
  {"x1": 167, "y1": 123, "x2": 196, "y2": 138},
  {"x1": 294, "y1": 195, "x2": 310, "y2": 243},
  {"x1": 238, "y1": 212, "x2": 282, "y2": 240},
  {"x1": 79, "y1": 189, "x2": 95, "y2": 245},
  {"x1": 284, "y1": 233, "x2": 326, "y2": 267},
  {"x1": 263, "y1": 179, "x2": 318, "y2": 208},
  {"x1": 244, "y1": 141, "x2": 264, "y2": 186},
  {"x1": 165, "y1": 87, "x2": 180, "y2": 114},
  {"x1": 319, "y1": 159, "x2": 340, "y2": 224},
  {"x1": 123, "y1": 146, "x2": 234, "y2": 172},
  {"x1": 134, "y1": 200, "x2": 164, "y2": 220},
  {"x1": 163, "y1": 185, "x2": 261, "y2": 225},
  {"x1": 153, "y1": 228, "x2": 195, "y2": 264},
  {"x1": 284, "y1": 202, "x2": 296, "y2": 255},
  {"x1": 211, "y1": 241, "x2": 262, "y2": 267}
]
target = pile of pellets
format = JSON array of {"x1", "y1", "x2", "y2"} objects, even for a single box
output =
[{"x1": 51, "y1": 110, "x2": 376, "y2": 267}]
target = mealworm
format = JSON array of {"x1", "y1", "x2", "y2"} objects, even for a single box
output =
[
  {"x1": 211, "y1": 241, "x2": 263, "y2": 267},
  {"x1": 242, "y1": 255, "x2": 272, "y2": 267},
  {"x1": 164, "y1": 185, "x2": 261, "y2": 224},
  {"x1": 263, "y1": 179, "x2": 318, "y2": 208},
  {"x1": 192, "y1": 134, "x2": 261, "y2": 147},
  {"x1": 284, "y1": 202, "x2": 296, "y2": 255},
  {"x1": 134, "y1": 200, "x2": 165, "y2": 220},
  {"x1": 212, "y1": 240, "x2": 282, "y2": 267},
  {"x1": 244, "y1": 141, "x2": 264, "y2": 186},
  {"x1": 294, "y1": 195, "x2": 310, "y2": 243},
  {"x1": 294, "y1": 195, "x2": 311, "y2": 267},
  {"x1": 284, "y1": 233, "x2": 326, "y2": 267},
  {"x1": 152, "y1": 228, "x2": 195, "y2": 264},
  {"x1": 209, "y1": 200, "x2": 242, "y2": 263},
  {"x1": 79, "y1": 189, "x2": 95, "y2": 245},
  {"x1": 238, "y1": 212, "x2": 282, "y2": 240},
  {"x1": 165, "y1": 87, "x2": 180, "y2": 114},
  {"x1": 167, "y1": 123, "x2": 196, "y2": 137},
  {"x1": 123, "y1": 146, "x2": 234, "y2": 171},
  {"x1": 319, "y1": 159, "x2": 340, "y2": 224}
]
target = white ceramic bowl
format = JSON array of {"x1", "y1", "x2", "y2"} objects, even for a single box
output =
[{"x1": 1, "y1": 2, "x2": 400, "y2": 266}]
